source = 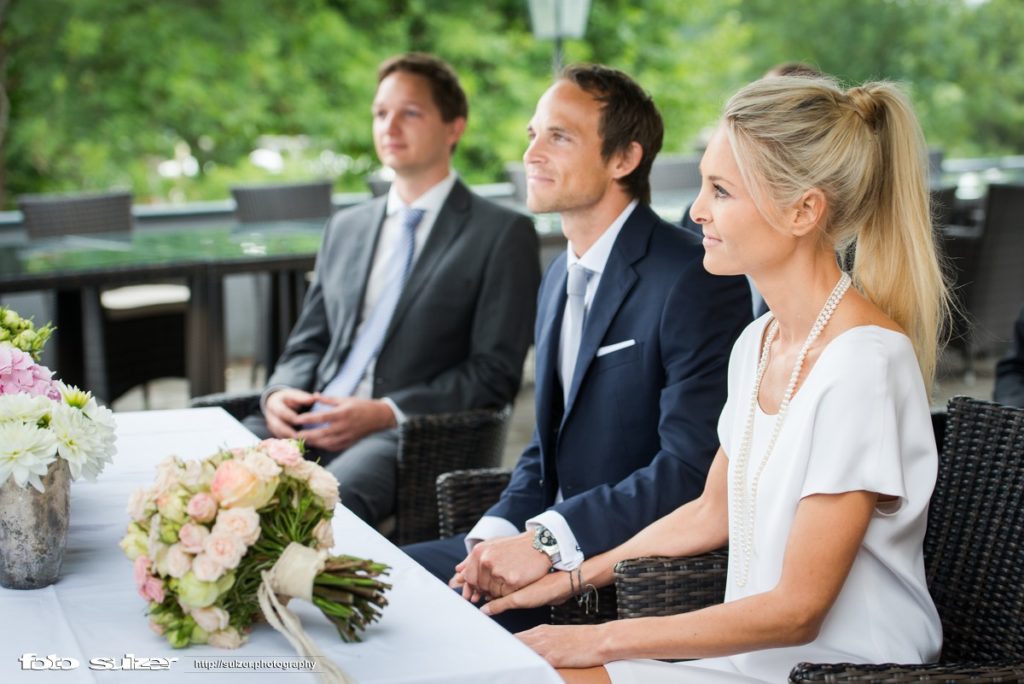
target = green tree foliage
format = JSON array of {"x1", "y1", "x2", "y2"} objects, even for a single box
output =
[
  {"x1": 2, "y1": 0, "x2": 392, "y2": 203},
  {"x1": 2, "y1": 0, "x2": 1023, "y2": 207},
  {"x1": 727, "y1": 0, "x2": 1024, "y2": 157}
]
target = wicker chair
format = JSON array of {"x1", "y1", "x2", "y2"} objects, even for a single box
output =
[
  {"x1": 435, "y1": 466, "x2": 617, "y2": 625},
  {"x1": 189, "y1": 391, "x2": 510, "y2": 546},
  {"x1": 437, "y1": 467, "x2": 513, "y2": 539},
  {"x1": 612, "y1": 396, "x2": 1024, "y2": 682},
  {"x1": 614, "y1": 548, "x2": 729, "y2": 620},
  {"x1": 17, "y1": 190, "x2": 188, "y2": 404},
  {"x1": 392, "y1": 406, "x2": 511, "y2": 546}
]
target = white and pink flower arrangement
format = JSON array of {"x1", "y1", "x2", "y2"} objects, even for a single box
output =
[
  {"x1": 0, "y1": 307, "x2": 116, "y2": 491},
  {"x1": 119, "y1": 438, "x2": 390, "y2": 649}
]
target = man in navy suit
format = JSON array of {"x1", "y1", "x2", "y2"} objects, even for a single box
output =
[{"x1": 403, "y1": 64, "x2": 751, "y2": 630}]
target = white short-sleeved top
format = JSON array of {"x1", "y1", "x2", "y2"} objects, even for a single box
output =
[
  {"x1": 606, "y1": 318, "x2": 943, "y2": 684},
  {"x1": 715, "y1": 316, "x2": 943, "y2": 680}
]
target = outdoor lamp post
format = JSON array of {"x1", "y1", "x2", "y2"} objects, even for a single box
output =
[{"x1": 527, "y1": 0, "x2": 591, "y2": 76}]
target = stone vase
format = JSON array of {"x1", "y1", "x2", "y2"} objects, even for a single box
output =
[{"x1": 0, "y1": 459, "x2": 71, "y2": 589}]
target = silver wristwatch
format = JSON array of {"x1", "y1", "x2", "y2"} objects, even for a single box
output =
[{"x1": 531, "y1": 525, "x2": 561, "y2": 566}]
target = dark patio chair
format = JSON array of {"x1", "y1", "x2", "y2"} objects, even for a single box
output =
[
  {"x1": 649, "y1": 155, "x2": 702, "y2": 194},
  {"x1": 928, "y1": 148, "x2": 945, "y2": 181},
  {"x1": 435, "y1": 467, "x2": 617, "y2": 625},
  {"x1": 230, "y1": 180, "x2": 333, "y2": 223},
  {"x1": 610, "y1": 396, "x2": 1024, "y2": 682},
  {"x1": 366, "y1": 172, "x2": 392, "y2": 198},
  {"x1": 17, "y1": 190, "x2": 188, "y2": 404},
  {"x1": 230, "y1": 180, "x2": 334, "y2": 381},
  {"x1": 189, "y1": 391, "x2": 511, "y2": 546},
  {"x1": 959, "y1": 183, "x2": 1024, "y2": 360},
  {"x1": 504, "y1": 162, "x2": 528, "y2": 204},
  {"x1": 932, "y1": 185, "x2": 977, "y2": 367}
]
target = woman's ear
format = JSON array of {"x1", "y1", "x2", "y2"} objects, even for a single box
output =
[
  {"x1": 789, "y1": 188, "x2": 827, "y2": 237},
  {"x1": 611, "y1": 141, "x2": 643, "y2": 180}
]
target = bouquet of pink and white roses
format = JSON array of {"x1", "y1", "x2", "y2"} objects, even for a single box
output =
[
  {"x1": 120, "y1": 438, "x2": 390, "y2": 649},
  {"x1": 0, "y1": 307, "x2": 115, "y2": 491}
]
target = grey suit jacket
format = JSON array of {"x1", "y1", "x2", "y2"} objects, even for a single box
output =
[{"x1": 267, "y1": 180, "x2": 541, "y2": 415}]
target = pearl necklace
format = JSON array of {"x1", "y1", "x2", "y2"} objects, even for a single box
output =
[{"x1": 731, "y1": 271, "x2": 852, "y2": 588}]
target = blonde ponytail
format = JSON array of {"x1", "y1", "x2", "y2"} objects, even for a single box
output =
[
  {"x1": 722, "y1": 76, "x2": 950, "y2": 389},
  {"x1": 849, "y1": 83, "x2": 948, "y2": 386}
]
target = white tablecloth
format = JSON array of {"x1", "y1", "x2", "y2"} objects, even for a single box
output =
[{"x1": 0, "y1": 409, "x2": 560, "y2": 684}]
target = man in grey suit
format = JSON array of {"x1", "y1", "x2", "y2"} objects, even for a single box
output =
[{"x1": 243, "y1": 53, "x2": 541, "y2": 526}]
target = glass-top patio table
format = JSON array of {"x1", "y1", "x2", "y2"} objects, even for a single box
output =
[{"x1": 0, "y1": 219, "x2": 326, "y2": 399}]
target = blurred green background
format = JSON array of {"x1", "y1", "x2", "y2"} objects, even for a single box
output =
[{"x1": 2, "y1": 0, "x2": 1022, "y2": 208}]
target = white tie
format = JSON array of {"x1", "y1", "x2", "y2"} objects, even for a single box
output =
[{"x1": 561, "y1": 263, "x2": 591, "y2": 405}]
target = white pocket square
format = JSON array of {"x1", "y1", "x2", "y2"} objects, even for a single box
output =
[{"x1": 596, "y1": 339, "x2": 636, "y2": 357}]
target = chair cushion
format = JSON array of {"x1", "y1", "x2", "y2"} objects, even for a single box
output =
[{"x1": 101, "y1": 284, "x2": 190, "y2": 320}]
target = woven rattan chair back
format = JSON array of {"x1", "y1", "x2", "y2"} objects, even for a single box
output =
[
  {"x1": 437, "y1": 468, "x2": 512, "y2": 539},
  {"x1": 394, "y1": 406, "x2": 511, "y2": 547},
  {"x1": 231, "y1": 181, "x2": 334, "y2": 223},
  {"x1": 18, "y1": 191, "x2": 134, "y2": 239},
  {"x1": 925, "y1": 395, "x2": 1024, "y2": 662}
]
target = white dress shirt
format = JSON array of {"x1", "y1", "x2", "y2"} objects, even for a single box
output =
[
  {"x1": 354, "y1": 171, "x2": 457, "y2": 421},
  {"x1": 466, "y1": 200, "x2": 639, "y2": 571}
]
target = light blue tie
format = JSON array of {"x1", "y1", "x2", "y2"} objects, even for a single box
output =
[
  {"x1": 560, "y1": 263, "x2": 592, "y2": 406},
  {"x1": 316, "y1": 207, "x2": 425, "y2": 406}
]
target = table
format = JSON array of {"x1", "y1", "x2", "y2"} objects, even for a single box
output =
[
  {"x1": 0, "y1": 408, "x2": 560, "y2": 684},
  {"x1": 0, "y1": 220, "x2": 325, "y2": 398}
]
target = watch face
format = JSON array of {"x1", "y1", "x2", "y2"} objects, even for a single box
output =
[{"x1": 533, "y1": 527, "x2": 559, "y2": 562}]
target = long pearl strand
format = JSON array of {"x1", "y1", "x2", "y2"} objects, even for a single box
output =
[{"x1": 731, "y1": 271, "x2": 853, "y2": 588}]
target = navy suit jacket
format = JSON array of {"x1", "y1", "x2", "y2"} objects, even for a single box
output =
[{"x1": 486, "y1": 203, "x2": 752, "y2": 556}]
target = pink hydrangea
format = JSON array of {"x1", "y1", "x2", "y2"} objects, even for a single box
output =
[{"x1": 0, "y1": 345, "x2": 59, "y2": 399}]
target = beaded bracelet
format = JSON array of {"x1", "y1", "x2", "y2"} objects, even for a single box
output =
[{"x1": 567, "y1": 567, "x2": 599, "y2": 615}]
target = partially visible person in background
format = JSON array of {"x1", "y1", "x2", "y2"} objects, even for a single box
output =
[
  {"x1": 994, "y1": 305, "x2": 1024, "y2": 408},
  {"x1": 764, "y1": 61, "x2": 825, "y2": 78}
]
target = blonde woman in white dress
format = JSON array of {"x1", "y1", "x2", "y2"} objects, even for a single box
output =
[{"x1": 476, "y1": 75, "x2": 950, "y2": 683}]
